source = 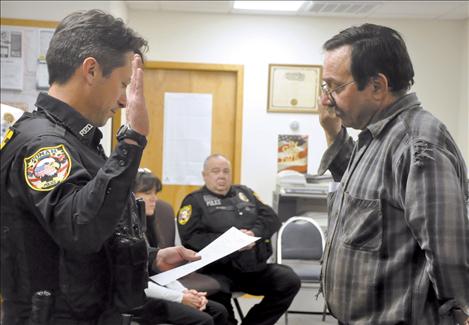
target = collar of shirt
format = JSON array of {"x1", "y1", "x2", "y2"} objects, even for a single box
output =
[
  {"x1": 202, "y1": 185, "x2": 235, "y2": 198},
  {"x1": 366, "y1": 92, "x2": 421, "y2": 139},
  {"x1": 35, "y1": 92, "x2": 103, "y2": 148}
]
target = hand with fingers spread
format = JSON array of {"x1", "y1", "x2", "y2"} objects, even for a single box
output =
[{"x1": 125, "y1": 53, "x2": 149, "y2": 136}]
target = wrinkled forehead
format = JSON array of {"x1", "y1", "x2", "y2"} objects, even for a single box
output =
[
  {"x1": 322, "y1": 45, "x2": 352, "y2": 83},
  {"x1": 206, "y1": 156, "x2": 231, "y2": 171}
]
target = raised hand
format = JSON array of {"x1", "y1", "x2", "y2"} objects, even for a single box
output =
[
  {"x1": 126, "y1": 53, "x2": 149, "y2": 136},
  {"x1": 317, "y1": 97, "x2": 341, "y2": 146}
]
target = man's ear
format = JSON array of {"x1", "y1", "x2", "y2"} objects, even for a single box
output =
[
  {"x1": 371, "y1": 73, "x2": 389, "y2": 98},
  {"x1": 82, "y1": 57, "x2": 99, "y2": 85}
]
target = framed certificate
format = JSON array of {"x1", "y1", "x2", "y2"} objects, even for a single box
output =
[{"x1": 267, "y1": 64, "x2": 322, "y2": 113}]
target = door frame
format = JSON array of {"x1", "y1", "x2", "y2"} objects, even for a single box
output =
[{"x1": 112, "y1": 61, "x2": 244, "y2": 183}]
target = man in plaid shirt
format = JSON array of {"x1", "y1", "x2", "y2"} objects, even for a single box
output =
[{"x1": 317, "y1": 24, "x2": 469, "y2": 324}]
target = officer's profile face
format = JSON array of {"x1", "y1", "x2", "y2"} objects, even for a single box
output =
[
  {"x1": 86, "y1": 51, "x2": 133, "y2": 127},
  {"x1": 203, "y1": 157, "x2": 232, "y2": 196}
]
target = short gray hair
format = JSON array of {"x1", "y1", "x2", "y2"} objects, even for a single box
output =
[{"x1": 203, "y1": 154, "x2": 230, "y2": 170}]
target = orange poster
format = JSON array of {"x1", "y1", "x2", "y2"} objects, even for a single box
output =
[{"x1": 277, "y1": 134, "x2": 308, "y2": 173}]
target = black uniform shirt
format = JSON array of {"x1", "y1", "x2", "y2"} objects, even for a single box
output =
[
  {"x1": 0, "y1": 93, "x2": 144, "y2": 318},
  {"x1": 177, "y1": 185, "x2": 280, "y2": 271}
]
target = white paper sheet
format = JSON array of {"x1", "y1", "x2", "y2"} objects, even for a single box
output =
[
  {"x1": 162, "y1": 92, "x2": 212, "y2": 185},
  {"x1": 151, "y1": 227, "x2": 260, "y2": 286}
]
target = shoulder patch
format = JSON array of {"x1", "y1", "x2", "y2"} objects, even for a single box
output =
[
  {"x1": 178, "y1": 205, "x2": 192, "y2": 225},
  {"x1": 24, "y1": 144, "x2": 72, "y2": 191}
]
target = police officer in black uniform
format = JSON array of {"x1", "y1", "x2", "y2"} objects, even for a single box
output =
[
  {"x1": 177, "y1": 154, "x2": 301, "y2": 325},
  {"x1": 0, "y1": 10, "x2": 199, "y2": 325}
]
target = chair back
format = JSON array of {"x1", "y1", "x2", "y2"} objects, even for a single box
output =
[
  {"x1": 153, "y1": 199, "x2": 221, "y2": 295},
  {"x1": 277, "y1": 216, "x2": 325, "y2": 263},
  {"x1": 153, "y1": 200, "x2": 176, "y2": 248}
]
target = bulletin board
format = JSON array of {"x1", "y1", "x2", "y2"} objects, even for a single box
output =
[{"x1": 0, "y1": 18, "x2": 58, "y2": 112}]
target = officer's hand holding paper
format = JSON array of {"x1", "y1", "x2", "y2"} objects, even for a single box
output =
[{"x1": 151, "y1": 227, "x2": 260, "y2": 285}]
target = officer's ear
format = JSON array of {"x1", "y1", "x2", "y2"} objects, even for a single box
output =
[{"x1": 82, "y1": 57, "x2": 99, "y2": 85}]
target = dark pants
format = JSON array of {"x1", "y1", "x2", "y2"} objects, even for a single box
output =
[
  {"x1": 206, "y1": 263, "x2": 301, "y2": 325},
  {"x1": 3, "y1": 298, "x2": 227, "y2": 325},
  {"x1": 132, "y1": 298, "x2": 228, "y2": 325}
]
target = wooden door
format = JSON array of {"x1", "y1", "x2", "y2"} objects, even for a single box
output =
[{"x1": 113, "y1": 61, "x2": 244, "y2": 211}]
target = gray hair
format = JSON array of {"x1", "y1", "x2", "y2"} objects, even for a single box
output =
[{"x1": 203, "y1": 154, "x2": 230, "y2": 171}]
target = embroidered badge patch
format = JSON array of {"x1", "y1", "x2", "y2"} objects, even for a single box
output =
[
  {"x1": 238, "y1": 192, "x2": 249, "y2": 202},
  {"x1": 178, "y1": 205, "x2": 192, "y2": 225},
  {"x1": 24, "y1": 144, "x2": 71, "y2": 191}
]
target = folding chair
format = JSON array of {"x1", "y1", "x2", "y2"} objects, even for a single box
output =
[{"x1": 277, "y1": 216, "x2": 328, "y2": 323}]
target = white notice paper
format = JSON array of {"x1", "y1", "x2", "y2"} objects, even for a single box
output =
[
  {"x1": 151, "y1": 227, "x2": 260, "y2": 286},
  {"x1": 1, "y1": 28, "x2": 24, "y2": 90},
  {"x1": 162, "y1": 92, "x2": 212, "y2": 185}
]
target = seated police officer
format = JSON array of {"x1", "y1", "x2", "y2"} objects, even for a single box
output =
[
  {"x1": 177, "y1": 154, "x2": 301, "y2": 325},
  {"x1": 0, "y1": 10, "x2": 200, "y2": 325}
]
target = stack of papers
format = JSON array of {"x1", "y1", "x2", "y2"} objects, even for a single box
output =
[{"x1": 151, "y1": 227, "x2": 260, "y2": 285}]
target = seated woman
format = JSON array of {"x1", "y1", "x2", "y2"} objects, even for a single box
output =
[{"x1": 134, "y1": 168, "x2": 227, "y2": 325}]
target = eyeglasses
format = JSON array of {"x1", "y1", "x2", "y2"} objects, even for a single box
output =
[
  {"x1": 138, "y1": 167, "x2": 152, "y2": 174},
  {"x1": 321, "y1": 80, "x2": 355, "y2": 107}
]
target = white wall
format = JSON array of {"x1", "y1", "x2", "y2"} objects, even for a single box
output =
[
  {"x1": 0, "y1": 1, "x2": 112, "y2": 21},
  {"x1": 128, "y1": 10, "x2": 468, "y2": 203},
  {"x1": 1, "y1": 3, "x2": 468, "y2": 203}
]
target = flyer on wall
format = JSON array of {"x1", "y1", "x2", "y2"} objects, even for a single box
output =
[{"x1": 277, "y1": 134, "x2": 308, "y2": 174}]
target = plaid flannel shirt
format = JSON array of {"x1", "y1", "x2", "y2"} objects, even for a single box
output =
[{"x1": 318, "y1": 93, "x2": 469, "y2": 324}]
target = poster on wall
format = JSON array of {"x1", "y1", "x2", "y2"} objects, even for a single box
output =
[
  {"x1": 162, "y1": 92, "x2": 213, "y2": 185},
  {"x1": 277, "y1": 134, "x2": 308, "y2": 174},
  {"x1": 1, "y1": 27, "x2": 24, "y2": 90}
]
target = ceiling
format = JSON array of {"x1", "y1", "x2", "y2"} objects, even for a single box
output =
[{"x1": 125, "y1": 1, "x2": 469, "y2": 20}]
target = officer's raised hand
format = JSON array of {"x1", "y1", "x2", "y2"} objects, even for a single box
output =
[
  {"x1": 126, "y1": 53, "x2": 149, "y2": 137},
  {"x1": 155, "y1": 246, "x2": 201, "y2": 271}
]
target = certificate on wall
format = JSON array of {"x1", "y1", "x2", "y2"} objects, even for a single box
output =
[
  {"x1": 267, "y1": 64, "x2": 322, "y2": 113},
  {"x1": 277, "y1": 134, "x2": 308, "y2": 174}
]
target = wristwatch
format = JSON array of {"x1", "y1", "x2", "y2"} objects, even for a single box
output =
[{"x1": 116, "y1": 124, "x2": 147, "y2": 148}]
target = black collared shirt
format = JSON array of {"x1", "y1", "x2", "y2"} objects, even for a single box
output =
[
  {"x1": 177, "y1": 185, "x2": 280, "y2": 254},
  {"x1": 0, "y1": 92, "x2": 144, "y2": 319}
]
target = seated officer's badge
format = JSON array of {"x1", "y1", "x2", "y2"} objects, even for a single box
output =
[
  {"x1": 178, "y1": 205, "x2": 192, "y2": 225},
  {"x1": 238, "y1": 192, "x2": 249, "y2": 202},
  {"x1": 24, "y1": 144, "x2": 71, "y2": 191}
]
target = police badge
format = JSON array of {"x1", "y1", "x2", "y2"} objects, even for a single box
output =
[{"x1": 178, "y1": 205, "x2": 192, "y2": 225}]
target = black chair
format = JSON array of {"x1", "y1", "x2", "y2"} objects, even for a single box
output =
[
  {"x1": 152, "y1": 200, "x2": 221, "y2": 295},
  {"x1": 277, "y1": 216, "x2": 328, "y2": 323}
]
